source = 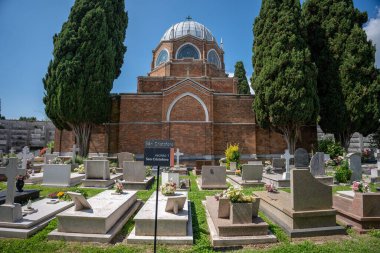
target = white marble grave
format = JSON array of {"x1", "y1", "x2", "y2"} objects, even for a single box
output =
[
  {"x1": 122, "y1": 161, "x2": 154, "y2": 190},
  {"x1": 82, "y1": 160, "x2": 122, "y2": 188},
  {"x1": 42, "y1": 164, "x2": 84, "y2": 187},
  {"x1": 162, "y1": 172, "x2": 180, "y2": 187}
]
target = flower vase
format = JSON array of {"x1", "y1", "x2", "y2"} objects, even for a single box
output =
[
  {"x1": 230, "y1": 202, "x2": 253, "y2": 224},
  {"x1": 16, "y1": 179, "x2": 24, "y2": 192}
]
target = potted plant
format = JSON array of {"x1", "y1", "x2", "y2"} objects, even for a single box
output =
[
  {"x1": 161, "y1": 181, "x2": 176, "y2": 196},
  {"x1": 225, "y1": 186, "x2": 257, "y2": 224},
  {"x1": 225, "y1": 144, "x2": 240, "y2": 170},
  {"x1": 114, "y1": 180, "x2": 124, "y2": 194}
]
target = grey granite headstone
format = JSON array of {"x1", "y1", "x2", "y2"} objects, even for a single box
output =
[
  {"x1": 123, "y1": 161, "x2": 145, "y2": 182},
  {"x1": 272, "y1": 158, "x2": 285, "y2": 169},
  {"x1": 310, "y1": 152, "x2": 325, "y2": 176},
  {"x1": 294, "y1": 148, "x2": 309, "y2": 168},
  {"x1": 347, "y1": 153, "x2": 362, "y2": 181},
  {"x1": 241, "y1": 164, "x2": 263, "y2": 181},
  {"x1": 84, "y1": 160, "x2": 110, "y2": 180},
  {"x1": 201, "y1": 166, "x2": 226, "y2": 188}
]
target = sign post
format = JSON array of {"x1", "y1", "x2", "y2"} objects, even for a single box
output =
[{"x1": 144, "y1": 140, "x2": 174, "y2": 253}]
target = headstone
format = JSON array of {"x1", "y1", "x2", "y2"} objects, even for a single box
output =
[
  {"x1": 9, "y1": 147, "x2": 15, "y2": 155},
  {"x1": 0, "y1": 158, "x2": 25, "y2": 222},
  {"x1": 174, "y1": 148, "x2": 184, "y2": 168},
  {"x1": 310, "y1": 152, "x2": 325, "y2": 176},
  {"x1": 347, "y1": 153, "x2": 362, "y2": 181},
  {"x1": 42, "y1": 164, "x2": 71, "y2": 187},
  {"x1": 201, "y1": 166, "x2": 227, "y2": 189},
  {"x1": 294, "y1": 148, "x2": 309, "y2": 168},
  {"x1": 241, "y1": 164, "x2": 263, "y2": 181},
  {"x1": 162, "y1": 172, "x2": 180, "y2": 187},
  {"x1": 229, "y1": 162, "x2": 237, "y2": 171},
  {"x1": 123, "y1": 161, "x2": 145, "y2": 182},
  {"x1": 117, "y1": 152, "x2": 134, "y2": 167},
  {"x1": 67, "y1": 192, "x2": 92, "y2": 211},
  {"x1": 84, "y1": 160, "x2": 110, "y2": 180},
  {"x1": 281, "y1": 149, "x2": 294, "y2": 180},
  {"x1": 165, "y1": 196, "x2": 187, "y2": 214},
  {"x1": 272, "y1": 158, "x2": 285, "y2": 169}
]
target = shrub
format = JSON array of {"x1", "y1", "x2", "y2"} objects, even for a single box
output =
[
  {"x1": 317, "y1": 138, "x2": 344, "y2": 159},
  {"x1": 334, "y1": 160, "x2": 352, "y2": 183},
  {"x1": 225, "y1": 144, "x2": 240, "y2": 169}
]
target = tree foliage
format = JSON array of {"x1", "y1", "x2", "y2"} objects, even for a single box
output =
[
  {"x1": 234, "y1": 61, "x2": 250, "y2": 94},
  {"x1": 252, "y1": 0, "x2": 319, "y2": 153},
  {"x1": 303, "y1": 0, "x2": 379, "y2": 149},
  {"x1": 43, "y1": 0, "x2": 128, "y2": 156}
]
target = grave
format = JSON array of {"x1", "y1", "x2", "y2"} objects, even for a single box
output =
[
  {"x1": 310, "y1": 152, "x2": 334, "y2": 186},
  {"x1": 0, "y1": 190, "x2": 40, "y2": 205},
  {"x1": 272, "y1": 158, "x2": 285, "y2": 172},
  {"x1": 197, "y1": 166, "x2": 228, "y2": 190},
  {"x1": 228, "y1": 164, "x2": 264, "y2": 188},
  {"x1": 333, "y1": 191, "x2": 380, "y2": 234},
  {"x1": 256, "y1": 169, "x2": 346, "y2": 238},
  {"x1": 127, "y1": 191, "x2": 193, "y2": 245},
  {"x1": 82, "y1": 160, "x2": 122, "y2": 188},
  {"x1": 24, "y1": 172, "x2": 44, "y2": 185},
  {"x1": 370, "y1": 150, "x2": 380, "y2": 183},
  {"x1": 174, "y1": 148, "x2": 184, "y2": 169},
  {"x1": 194, "y1": 160, "x2": 213, "y2": 175},
  {"x1": 48, "y1": 190, "x2": 141, "y2": 242},
  {"x1": 347, "y1": 153, "x2": 362, "y2": 182},
  {"x1": 162, "y1": 171, "x2": 180, "y2": 187},
  {"x1": 294, "y1": 148, "x2": 309, "y2": 168},
  {"x1": 262, "y1": 150, "x2": 293, "y2": 188},
  {"x1": 42, "y1": 164, "x2": 85, "y2": 187},
  {"x1": 203, "y1": 196, "x2": 276, "y2": 247},
  {"x1": 0, "y1": 158, "x2": 73, "y2": 238},
  {"x1": 121, "y1": 161, "x2": 154, "y2": 190}
]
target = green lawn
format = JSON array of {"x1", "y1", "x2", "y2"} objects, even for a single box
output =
[{"x1": 0, "y1": 176, "x2": 380, "y2": 253}]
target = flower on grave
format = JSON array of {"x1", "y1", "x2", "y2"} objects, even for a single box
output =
[
  {"x1": 74, "y1": 164, "x2": 85, "y2": 174},
  {"x1": 57, "y1": 192, "x2": 65, "y2": 198},
  {"x1": 225, "y1": 186, "x2": 255, "y2": 203},
  {"x1": 51, "y1": 157, "x2": 63, "y2": 164},
  {"x1": 352, "y1": 181, "x2": 369, "y2": 193},
  {"x1": 265, "y1": 183, "x2": 278, "y2": 193},
  {"x1": 48, "y1": 192, "x2": 59, "y2": 199},
  {"x1": 235, "y1": 169, "x2": 241, "y2": 176},
  {"x1": 161, "y1": 180, "x2": 176, "y2": 196},
  {"x1": 264, "y1": 160, "x2": 272, "y2": 166},
  {"x1": 114, "y1": 180, "x2": 124, "y2": 194}
]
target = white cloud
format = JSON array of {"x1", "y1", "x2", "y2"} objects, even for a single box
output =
[
  {"x1": 364, "y1": 8, "x2": 380, "y2": 68},
  {"x1": 228, "y1": 72, "x2": 234, "y2": 77}
]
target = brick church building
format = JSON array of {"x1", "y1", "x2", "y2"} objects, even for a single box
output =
[{"x1": 55, "y1": 19, "x2": 316, "y2": 162}]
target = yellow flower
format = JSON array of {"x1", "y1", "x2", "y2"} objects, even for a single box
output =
[{"x1": 57, "y1": 192, "x2": 65, "y2": 198}]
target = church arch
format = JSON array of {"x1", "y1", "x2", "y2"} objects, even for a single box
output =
[
  {"x1": 155, "y1": 48, "x2": 169, "y2": 67},
  {"x1": 166, "y1": 92, "x2": 209, "y2": 122},
  {"x1": 207, "y1": 49, "x2": 221, "y2": 68},
  {"x1": 176, "y1": 43, "x2": 201, "y2": 59}
]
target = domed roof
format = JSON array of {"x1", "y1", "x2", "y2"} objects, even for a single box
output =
[{"x1": 161, "y1": 18, "x2": 215, "y2": 42}]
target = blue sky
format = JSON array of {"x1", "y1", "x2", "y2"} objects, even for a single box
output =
[{"x1": 0, "y1": 0, "x2": 379, "y2": 120}]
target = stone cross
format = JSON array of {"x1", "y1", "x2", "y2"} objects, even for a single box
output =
[
  {"x1": 281, "y1": 149, "x2": 294, "y2": 180},
  {"x1": 71, "y1": 144, "x2": 80, "y2": 164},
  {"x1": 174, "y1": 148, "x2": 184, "y2": 167},
  {"x1": 0, "y1": 158, "x2": 26, "y2": 205},
  {"x1": 17, "y1": 146, "x2": 34, "y2": 170},
  {"x1": 9, "y1": 147, "x2": 15, "y2": 155}
]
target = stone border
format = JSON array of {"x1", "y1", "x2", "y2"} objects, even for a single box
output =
[
  {"x1": 202, "y1": 201, "x2": 277, "y2": 247},
  {"x1": 126, "y1": 201, "x2": 193, "y2": 245},
  {"x1": 48, "y1": 200, "x2": 142, "y2": 243}
]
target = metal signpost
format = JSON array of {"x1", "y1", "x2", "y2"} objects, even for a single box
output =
[{"x1": 144, "y1": 140, "x2": 174, "y2": 253}]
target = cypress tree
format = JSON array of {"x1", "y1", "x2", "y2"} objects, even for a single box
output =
[
  {"x1": 43, "y1": 0, "x2": 128, "y2": 156},
  {"x1": 234, "y1": 61, "x2": 250, "y2": 94},
  {"x1": 303, "y1": 0, "x2": 379, "y2": 149},
  {"x1": 252, "y1": 0, "x2": 319, "y2": 154}
]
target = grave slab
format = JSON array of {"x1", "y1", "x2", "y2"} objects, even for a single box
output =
[
  {"x1": 333, "y1": 191, "x2": 380, "y2": 234},
  {"x1": 227, "y1": 175, "x2": 264, "y2": 188},
  {"x1": 203, "y1": 196, "x2": 276, "y2": 247},
  {"x1": 127, "y1": 191, "x2": 193, "y2": 245},
  {"x1": 24, "y1": 172, "x2": 43, "y2": 184},
  {"x1": 81, "y1": 173, "x2": 123, "y2": 188},
  {"x1": 256, "y1": 169, "x2": 346, "y2": 238},
  {"x1": 0, "y1": 199, "x2": 73, "y2": 238},
  {"x1": 262, "y1": 173, "x2": 290, "y2": 188},
  {"x1": 0, "y1": 190, "x2": 40, "y2": 205},
  {"x1": 48, "y1": 190, "x2": 141, "y2": 243},
  {"x1": 122, "y1": 176, "x2": 155, "y2": 190}
]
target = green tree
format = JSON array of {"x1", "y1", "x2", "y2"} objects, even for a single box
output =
[
  {"x1": 338, "y1": 25, "x2": 380, "y2": 148},
  {"x1": 43, "y1": 0, "x2": 128, "y2": 156},
  {"x1": 234, "y1": 61, "x2": 250, "y2": 94},
  {"x1": 252, "y1": 0, "x2": 319, "y2": 154},
  {"x1": 302, "y1": 0, "x2": 376, "y2": 149},
  {"x1": 19, "y1": 116, "x2": 37, "y2": 122}
]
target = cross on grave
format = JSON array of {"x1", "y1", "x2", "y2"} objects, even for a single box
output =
[
  {"x1": 71, "y1": 144, "x2": 80, "y2": 164},
  {"x1": 174, "y1": 148, "x2": 184, "y2": 168},
  {"x1": 281, "y1": 149, "x2": 294, "y2": 180},
  {"x1": 0, "y1": 158, "x2": 26, "y2": 205},
  {"x1": 17, "y1": 146, "x2": 34, "y2": 170},
  {"x1": 9, "y1": 147, "x2": 15, "y2": 155}
]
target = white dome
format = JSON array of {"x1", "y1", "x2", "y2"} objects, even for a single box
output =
[{"x1": 161, "y1": 20, "x2": 215, "y2": 42}]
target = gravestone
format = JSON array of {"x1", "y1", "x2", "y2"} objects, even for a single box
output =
[
  {"x1": 200, "y1": 166, "x2": 227, "y2": 189},
  {"x1": 123, "y1": 161, "x2": 145, "y2": 182},
  {"x1": 165, "y1": 195, "x2": 187, "y2": 214},
  {"x1": 272, "y1": 158, "x2": 285, "y2": 169},
  {"x1": 162, "y1": 172, "x2": 180, "y2": 187},
  {"x1": 241, "y1": 164, "x2": 263, "y2": 181},
  {"x1": 310, "y1": 152, "x2": 325, "y2": 176},
  {"x1": 117, "y1": 152, "x2": 134, "y2": 167},
  {"x1": 84, "y1": 160, "x2": 110, "y2": 180},
  {"x1": 294, "y1": 148, "x2": 309, "y2": 168},
  {"x1": 0, "y1": 158, "x2": 25, "y2": 222},
  {"x1": 67, "y1": 192, "x2": 92, "y2": 211},
  {"x1": 229, "y1": 162, "x2": 237, "y2": 171},
  {"x1": 347, "y1": 153, "x2": 362, "y2": 181},
  {"x1": 174, "y1": 148, "x2": 184, "y2": 168}
]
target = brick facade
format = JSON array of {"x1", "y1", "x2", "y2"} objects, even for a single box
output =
[{"x1": 55, "y1": 20, "x2": 317, "y2": 163}]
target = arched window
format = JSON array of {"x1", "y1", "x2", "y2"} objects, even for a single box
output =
[
  {"x1": 155, "y1": 49, "x2": 169, "y2": 67},
  {"x1": 176, "y1": 44, "x2": 200, "y2": 59},
  {"x1": 207, "y1": 49, "x2": 221, "y2": 68}
]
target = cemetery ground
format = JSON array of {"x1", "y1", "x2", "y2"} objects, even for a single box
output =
[{"x1": 0, "y1": 176, "x2": 380, "y2": 253}]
